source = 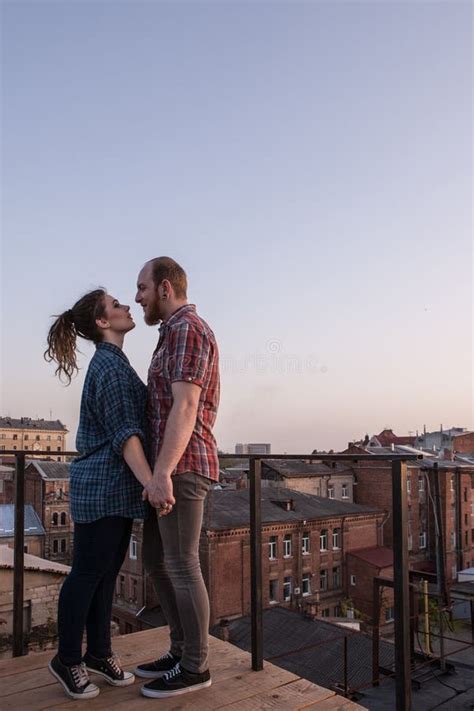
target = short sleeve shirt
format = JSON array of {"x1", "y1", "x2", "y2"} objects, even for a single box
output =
[
  {"x1": 70, "y1": 342, "x2": 147, "y2": 523},
  {"x1": 147, "y1": 305, "x2": 220, "y2": 481}
]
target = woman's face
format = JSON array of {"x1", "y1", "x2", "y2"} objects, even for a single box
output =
[{"x1": 100, "y1": 294, "x2": 135, "y2": 334}]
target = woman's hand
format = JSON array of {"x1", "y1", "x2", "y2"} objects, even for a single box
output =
[{"x1": 142, "y1": 473, "x2": 176, "y2": 516}]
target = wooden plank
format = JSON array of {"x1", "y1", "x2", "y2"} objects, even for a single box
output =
[
  {"x1": 303, "y1": 696, "x2": 367, "y2": 710},
  {"x1": 221, "y1": 678, "x2": 336, "y2": 710}
]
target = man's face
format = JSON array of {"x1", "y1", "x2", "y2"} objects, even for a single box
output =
[{"x1": 135, "y1": 263, "x2": 162, "y2": 325}]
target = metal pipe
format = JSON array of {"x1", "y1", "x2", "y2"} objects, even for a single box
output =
[
  {"x1": 392, "y1": 459, "x2": 411, "y2": 711},
  {"x1": 249, "y1": 457, "x2": 263, "y2": 671},
  {"x1": 423, "y1": 579, "x2": 431, "y2": 654},
  {"x1": 13, "y1": 453, "x2": 26, "y2": 657}
]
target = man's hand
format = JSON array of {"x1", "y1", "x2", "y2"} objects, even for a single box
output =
[{"x1": 142, "y1": 474, "x2": 176, "y2": 515}]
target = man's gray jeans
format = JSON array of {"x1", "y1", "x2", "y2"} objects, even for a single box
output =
[{"x1": 143, "y1": 471, "x2": 211, "y2": 673}]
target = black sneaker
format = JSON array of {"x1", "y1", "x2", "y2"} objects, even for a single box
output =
[
  {"x1": 140, "y1": 663, "x2": 211, "y2": 698},
  {"x1": 83, "y1": 651, "x2": 135, "y2": 686},
  {"x1": 134, "y1": 650, "x2": 181, "y2": 679},
  {"x1": 48, "y1": 654, "x2": 100, "y2": 700}
]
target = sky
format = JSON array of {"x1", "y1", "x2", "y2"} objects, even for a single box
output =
[{"x1": 1, "y1": 0, "x2": 472, "y2": 454}]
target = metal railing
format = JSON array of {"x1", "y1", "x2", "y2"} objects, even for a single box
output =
[{"x1": 5, "y1": 449, "x2": 424, "y2": 709}]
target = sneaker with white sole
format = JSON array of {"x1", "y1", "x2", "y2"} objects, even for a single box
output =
[
  {"x1": 83, "y1": 651, "x2": 135, "y2": 686},
  {"x1": 140, "y1": 662, "x2": 211, "y2": 698},
  {"x1": 48, "y1": 654, "x2": 100, "y2": 700},
  {"x1": 134, "y1": 650, "x2": 181, "y2": 679}
]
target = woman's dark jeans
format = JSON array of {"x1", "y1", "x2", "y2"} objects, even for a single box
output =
[{"x1": 57, "y1": 516, "x2": 133, "y2": 666}]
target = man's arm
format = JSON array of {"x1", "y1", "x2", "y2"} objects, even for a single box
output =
[{"x1": 143, "y1": 380, "x2": 201, "y2": 509}]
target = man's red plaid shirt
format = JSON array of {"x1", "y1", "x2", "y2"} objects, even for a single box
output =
[{"x1": 147, "y1": 304, "x2": 220, "y2": 481}]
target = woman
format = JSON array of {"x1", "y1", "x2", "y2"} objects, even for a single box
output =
[{"x1": 44, "y1": 288, "x2": 160, "y2": 700}]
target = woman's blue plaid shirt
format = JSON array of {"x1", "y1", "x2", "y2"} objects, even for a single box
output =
[{"x1": 70, "y1": 342, "x2": 147, "y2": 523}]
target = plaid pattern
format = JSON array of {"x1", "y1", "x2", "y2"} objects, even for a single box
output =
[
  {"x1": 70, "y1": 342, "x2": 147, "y2": 522},
  {"x1": 147, "y1": 304, "x2": 220, "y2": 481}
]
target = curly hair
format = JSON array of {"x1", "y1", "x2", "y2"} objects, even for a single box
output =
[{"x1": 44, "y1": 289, "x2": 106, "y2": 384}]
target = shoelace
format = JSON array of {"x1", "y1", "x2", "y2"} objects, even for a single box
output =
[
  {"x1": 105, "y1": 653, "x2": 123, "y2": 676},
  {"x1": 163, "y1": 663, "x2": 181, "y2": 681},
  {"x1": 71, "y1": 662, "x2": 90, "y2": 689}
]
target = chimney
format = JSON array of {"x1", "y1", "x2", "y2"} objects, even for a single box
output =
[
  {"x1": 391, "y1": 443, "x2": 395, "y2": 451},
  {"x1": 423, "y1": 424, "x2": 426, "y2": 435}
]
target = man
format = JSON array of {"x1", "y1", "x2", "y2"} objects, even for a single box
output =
[{"x1": 134, "y1": 257, "x2": 220, "y2": 699}]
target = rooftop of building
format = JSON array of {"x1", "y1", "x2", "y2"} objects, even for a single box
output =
[
  {"x1": 347, "y1": 546, "x2": 393, "y2": 569},
  {"x1": 263, "y1": 459, "x2": 353, "y2": 478},
  {"x1": 27, "y1": 460, "x2": 70, "y2": 480},
  {"x1": 0, "y1": 417, "x2": 68, "y2": 432},
  {"x1": 203, "y1": 488, "x2": 379, "y2": 530},
  {"x1": 0, "y1": 544, "x2": 70, "y2": 574},
  {"x1": 0, "y1": 505, "x2": 45, "y2": 538}
]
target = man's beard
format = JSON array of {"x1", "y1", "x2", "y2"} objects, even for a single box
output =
[{"x1": 144, "y1": 300, "x2": 162, "y2": 326}]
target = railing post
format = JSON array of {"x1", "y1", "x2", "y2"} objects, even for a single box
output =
[
  {"x1": 13, "y1": 452, "x2": 26, "y2": 657},
  {"x1": 372, "y1": 577, "x2": 380, "y2": 686},
  {"x1": 249, "y1": 457, "x2": 263, "y2": 671},
  {"x1": 392, "y1": 460, "x2": 411, "y2": 710}
]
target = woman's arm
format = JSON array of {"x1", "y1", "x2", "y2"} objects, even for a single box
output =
[{"x1": 122, "y1": 435, "x2": 153, "y2": 488}]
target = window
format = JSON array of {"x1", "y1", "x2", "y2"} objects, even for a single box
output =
[
  {"x1": 269, "y1": 579, "x2": 278, "y2": 603},
  {"x1": 328, "y1": 485, "x2": 335, "y2": 499},
  {"x1": 57, "y1": 447, "x2": 61, "y2": 452},
  {"x1": 46, "y1": 446, "x2": 51, "y2": 452},
  {"x1": 35, "y1": 435, "x2": 40, "y2": 441},
  {"x1": 408, "y1": 534, "x2": 413, "y2": 551},
  {"x1": 319, "y1": 569, "x2": 327, "y2": 591},
  {"x1": 52, "y1": 512, "x2": 58, "y2": 526},
  {"x1": 119, "y1": 575, "x2": 125, "y2": 597},
  {"x1": 60, "y1": 539, "x2": 66, "y2": 553},
  {"x1": 464, "y1": 488, "x2": 468, "y2": 502},
  {"x1": 418, "y1": 476, "x2": 425, "y2": 493},
  {"x1": 407, "y1": 477, "x2": 411, "y2": 494},
  {"x1": 24, "y1": 545, "x2": 28, "y2": 553},
  {"x1": 450, "y1": 477, "x2": 454, "y2": 491},
  {"x1": 302, "y1": 531, "x2": 310, "y2": 555},
  {"x1": 451, "y1": 564, "x2": 457, "y2": 579},
  {"x1": 419, "y1": 531, "x2": 427, "y2": 549},
  {"x1": 13, "y1": 445, "x2": 17, "y2": 450},
  {"x1": 350, "y1": 574, "x2": 356, "y2": 586},
  {"x1": 268, "y1": 536, "x2": 277, "y2": 559},
  {"x1": 342, "y1": 484, "x2": 348, "y2": 499},
  {"x1": 283, "y1": 534, "x2": 292, "y2": 558},
  {"x1": 320, "y1": 530, "x2": 328, "y2": 552},
  {"x1": 58, "y1": 435, "x2": 62, "y2": 441},
  {"x1": 24, "y1": 434, "x2": 29, "y2": 441},
  {"x1": 13, "y1": 434, "x2": 18, "y2": 440},
  {"x1": 131, "y1": 577, "x2": 138, "y2": 601},
  {"x1": 334, "y1": 605, "x2": 341, "y2": 617},
  {"x1": 321, "y1": 608, "x2": 330, "y2": 618},
  {"x1": 465, "y1": 514, "x2": 469, "y2": 526},
  {"x1": 53, "y1": 539, "x2": 59, "y2": 553},
  {"x1": 24, "y1": 446, "x2": 28, "y2": 450},
  {"x1": 302, "y1": 572, "x2": 311, "y2": 596},
  {"x1": 46, "y1": 435, "x2": 51, "y2": 441},
  {"x1": 385, "y1": 606, "x2": 394, "y2": 622},
  {"x1": 333, "y1": 566, "x2": 341, "y2": 589},
  {"x1": 129, "y1": 535, "x2": 138, "y2": 560},
  {"x1": 0, "y1": 446, "x2": 4, "y2": 450},
  {"x1": 60, "y1": 512, "x2": 67, "y2": 526},
  {"x1": 283, "y1": 576, "x2": 292, "y2": 601},
  {"x1": 332, "y1": 528, "x2": 340, "y2": 550}
]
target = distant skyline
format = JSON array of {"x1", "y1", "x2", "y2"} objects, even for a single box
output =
[{"x1": 1, "y1": 1, "x2": 472, "y2": 453}]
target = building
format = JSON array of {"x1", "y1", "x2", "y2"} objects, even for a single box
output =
[
  {"x1": 200, "y1": 488, "x2": 385, "y2": 626},
  {"x1": 345, "y1": 445, "x2": 474, "y2": 582},
  {"x1": 415, "y1": 427, "x2": 474, "y2": 455},
  {"x1": 235, "y1": 443, "x2": 271, "y2": 455},
  {"x1": 0, "y1": 545, "x2": 69, "y2": 657},
  {"x1": 262, "y1": 460, "x2": 354, "y2": 501},
  {"x1": 112, "y1": 520, "x2": 148, "y2": 635},
  {"x1": 0, "y1": 417, "x2": 68, "y2": 461},
  {"x1": 24, "y1": 461, "x2": 73, "y2": 564},
  {"x1": 346, "y1": 547, "x2": 395, "y2": 626},
  {"x1": 367, "y1": 429, "x2": 416, "y2": 448},
  {"x1": 0, "y1": 504, "x2": 45, "y2": 557},
  {"x1": 0, "y1": 465, "x2": 15, "y2": 505}
]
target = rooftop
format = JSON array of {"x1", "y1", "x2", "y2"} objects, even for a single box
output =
[
  {"x1": 203, "y1": 488, "x2": 379, "y2": 530},
  {"x1": 0, "y1": 505, "x2": 45, "y2": 538},
  {"x1": 0, "y1": 545, "x2": 70, "y2": 575},
  {"x1": 0, "y1": 417, "x2": 68, "y2": 432},
  {"x1": 27, "y1": 460, "x2": 70, "y2": 480},
  {"x1": 347, "y1": 546, "x2": 394, "y2": 569},
  {"x1": 263, "y1": 459, "x2": 353, "y2": 478},
  {"x1": 0, "y1": 626, "x2": 366, "y2": 710}
]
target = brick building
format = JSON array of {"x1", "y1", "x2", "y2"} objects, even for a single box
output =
[
  {"x1": 0, "y1": 417, "x2": 68, "y2": 461},
  {"x1": 346, "y1": 547, "x2": 395, "y2": 626},
  {"x1": 112, "y1": 520, "x2": 149, "y2": 635},
  {"x1": 200, "y1": 489, "x2": 385, "y2": 626},
  {"x1": 24, "y1": 461, "x2": 73, "y2": 565},
  {"x1": 262, "y1": 460, "x2": 355, "y2": 501}
]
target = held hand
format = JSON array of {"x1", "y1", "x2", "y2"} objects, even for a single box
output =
[{"x1": 142, "y1": 474, "x2": 176, "y2": 515}]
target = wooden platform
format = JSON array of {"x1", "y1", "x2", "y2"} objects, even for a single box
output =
[{"x1": 0, "y1": 627, "x2": 367, "y2": 710}]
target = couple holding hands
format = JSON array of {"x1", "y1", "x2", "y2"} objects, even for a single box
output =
[{"x1": 45, "y1": 257, "x2": 220, "y2": 700}]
